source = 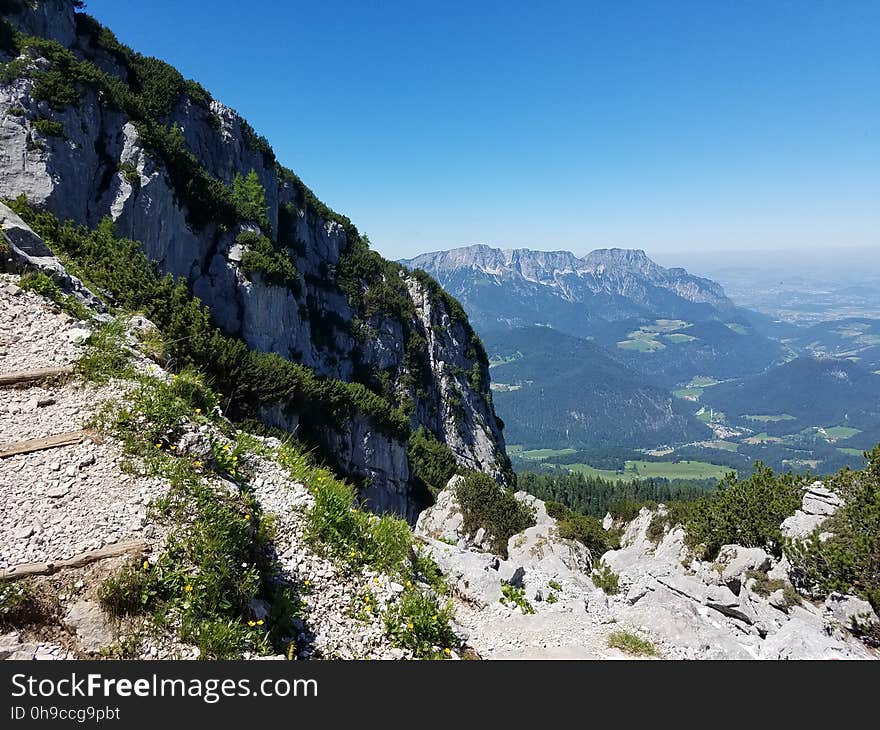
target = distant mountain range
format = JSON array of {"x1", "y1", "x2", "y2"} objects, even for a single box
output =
[
  {"x1": 401, "y1": 244, "x2": 735, "y2": 337},
  {"x1": 402, "y1": 244, "x2": 785, "y2": 388}
]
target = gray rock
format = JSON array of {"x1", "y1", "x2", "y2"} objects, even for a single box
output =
[
  {"x1": 498, "y1": 564, "x2": 526, "y2": 587},
  {"x1": 0, "y1": 204, "x2": 102, "y2": 311},
  {"x1": 63, "y1": 601, "x2": 115, "y2": 653},
  {"x1": 781, "y1": 481, "x2": 842, "y2": 540},
  {"x1": 0, "y1": 632, "x2": 25, "y2": 660},
  {"x1": 506, "y1": 523, "x2": 592, "y2": 578},
  {"x1": 824, "y1": 592, "x2": 880, "y2": 633},
  {"x1": 656, "y1": 574, "x2": 707, "y2": 604},
  {"x1": 626, "y1": 577, "x2": 652, "y2": 605},
  {"x1": 761, "y1": 607, "x2": 873, "y2": 659},
  {"x1": 715, "y1": 545, "x2": 772, "y2": 586}
]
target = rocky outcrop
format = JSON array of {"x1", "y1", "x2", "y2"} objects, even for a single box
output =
[
  {"x1": 417, "y1": 480, "x2": 878, "y2": 659},
  {"x1": 1, "y1": 203, "x2": 102, "y2": 310},
  {"x1": 416, "y1": 480, "x2": 595, "y2": 611},
  {"x1": 0, "y1": 1, "x2": 509, "y2": 517},
  {"x1": 781, "y1": 481, "x2": 842, "y2": 539}
]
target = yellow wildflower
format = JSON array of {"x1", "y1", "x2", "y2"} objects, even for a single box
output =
[
  {"x1": 443, "y1": 648, "x2": 451, "y2": 656},
  {"x1": 195, "y1": 408, "x2": 202, "y2": 414},
  {"x1": 142, "y1": 560, "x2": 149, "y2": 570},
  {"x1": 408, "y1": 623, "x2": 414, "y2": 630},
  {"x1": 256, "y1": 619, "x2": 264, "y2": 626},
  {"x1": 248, "y1": 620, "x2": 256, "y2": 627},
  {"x1": 245, "y1": 514, "x2": 251, "y2": 520},
  {"x1": 154, "y1": 443, "x2": 162, "y2": 449},
  {"x1": 184, "y1": 584, "x2": 192, "y2": 593}
]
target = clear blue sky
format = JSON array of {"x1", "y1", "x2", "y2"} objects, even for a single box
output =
[{"x1": 83, "y1": 0, "x2": 879, "y2": 262}]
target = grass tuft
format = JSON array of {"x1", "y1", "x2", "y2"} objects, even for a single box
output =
[{"x1": 607, "y1": 630, "x2": 657, "y2": 657}]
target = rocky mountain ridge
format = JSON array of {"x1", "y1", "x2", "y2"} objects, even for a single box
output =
[
  {"x1": 401, "y1": 243, "x2": 734, "y2": 333},
  {"x1": 0, "y1": 0, "x2": 509, "y2": 517}
]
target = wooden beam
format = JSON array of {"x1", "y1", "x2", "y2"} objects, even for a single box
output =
[
  {"x1": 0, "y1": 366, "x2": 74, "y2": 388},
  {"x1": 0, "y1": 540, "x2": 148, "y2": 582},
  {"x1": 0, "y1": 430, "x2": 94, "y2": 459}
]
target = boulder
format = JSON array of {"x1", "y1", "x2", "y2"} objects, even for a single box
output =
[
  {"x1": 714, "y1": 545, "x2": 772, "y2": 589},
  {"x1": 414, "y1": 476, "x2": 467, "y2": 545},
  {"x1": 64, "y1": 600, "x2": 115, "y2": 653},
  {"x1": 497, "y1": 563, "x2": 525, "y2": 588},
  {"x1": 760, "y1": 606, "x2": 873, "y2": 659},
  {"x1": 655, "y1": 574, "x2": 707, "y2": 604},
  {"x1": 824, "y1": 592, "x2": 880, "y2": 633},
  {"x1": 513, "y1": 492, "x2": 551, "y2": 525},
  {"x1": 420, "y1": 538, "x2": 502, "y2": 608},
  {"x1": 506, "y1": 523, "x2": 592, "y2": 579}
]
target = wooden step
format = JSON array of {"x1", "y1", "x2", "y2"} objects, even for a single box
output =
[
  {"x1": 0, "y1": 430, "x2": 97, "y2": 459},
  {"x1": 0, "y1": 366, "x2": 75, "y2": 388},
  {"x1": 0, "y1": 540, "x2": 148, "y2": 582}
]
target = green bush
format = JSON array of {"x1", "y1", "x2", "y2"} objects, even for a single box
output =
[
  {"x1": 684, "y1": 464, "x2": 804, "y2": 560},
  {"x1": 32, "y1": 117, "x2": 64, "y2": 137},
  {"x1": 591, "y1": 561, "x2": 620, "y2": 595},
  {"x1": 455, "y1": 471, "x2": 535, "y2": 557},
  {"x1": 0, "y1": 582, "x2": 45, "y2": 629},
  {"x1": 383, "y1": 587, "x2": 456, "y2": 659},
  {"x1": 18, "y1": 270, "x2": 91, "y2": 319},
  {"x1": 99, "y1": 368, "x2": 219, "y2": 455},
  {"x1": 98, "y1": 560, "x2": 161, "y2": 618},
  {"x1": 118, "y1": 161, "x2": 139, "y2": 184},
  {"x1": 288, "y1": 443, "x2": 413, "y2": 576},
  {"x1": 546, "y1": 501, "x2": 613, "y2": 556},
  {"x1": 744, "y1": 569, "x2": 801, "y2": 607},
  {"x1": 407, "y1": 427, "x2": 461, "y2": 497},
  {"x1": 76, "y1": 318, "x2": 131, "y2": 383},
  {"x1": 647, "y1": 513, "x2": 667, "y2": 544},
  {"x1": 238, "y1": 230, "x2": 299, "y2": 291},
  {"x1": 500, "y1": 582, "x2": 535, "y2": 614},
  {"x1": 787, "y1": 445, "x2": 880, "y2": 611}
]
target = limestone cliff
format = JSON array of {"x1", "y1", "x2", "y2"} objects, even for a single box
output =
[{"x1": 0, "y1": 0, "x2": 510, "y2": 519}]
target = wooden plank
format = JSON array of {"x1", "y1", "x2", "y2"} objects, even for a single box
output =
[
  {"x1": 0, "y1": 366, "x2": 74, "y2": 388},
  {"x1": 0, "y1": 540, "x2": 148, "y2": 582},
  {"x1": 0, "y1": 430, "x2": 92, "y2": 459}
]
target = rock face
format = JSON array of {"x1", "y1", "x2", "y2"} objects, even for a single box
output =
[
  {"x1": 0, "y1": 1, "x2": 510, "y2": 518},
  {"x1": 417, "y1": 481, "x2": 878, "y2": 660}
]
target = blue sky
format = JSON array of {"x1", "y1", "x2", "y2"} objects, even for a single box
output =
[{"x1": 83, "y1": 0, "x2": 879, "y2": 263}]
